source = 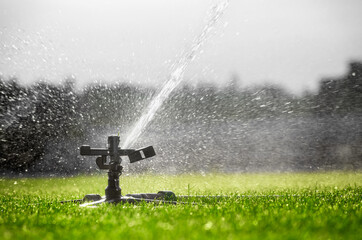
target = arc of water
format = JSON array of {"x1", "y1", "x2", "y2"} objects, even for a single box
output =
[{"x1": 121, "y1": 0, "x2": 229, "y2": 149}]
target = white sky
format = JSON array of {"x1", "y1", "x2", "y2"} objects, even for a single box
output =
[{"x1": 1, "y1": 0, "x2": 362, "y2": 94}]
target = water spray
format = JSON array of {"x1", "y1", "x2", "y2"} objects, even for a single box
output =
[
  {"x1": 121, "y1": 0, "x2": 229, "y2": 148},
  {"x1": 61, "y1": 1, "x2": 230, "y2": 206}
]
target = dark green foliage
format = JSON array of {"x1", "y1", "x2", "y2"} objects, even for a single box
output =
[
  {"x1": 0, "y1": 62, "x2": 362, "y2": 174},
  {"x1": 310, "y1": 62, "x2": 362, "y2": 169},
  {"x1": 78, "y1": 82, "x2": 151, "y2": 127},
  {"x1": 1, "y1": 78, "x2": 82, "y2": 173},
  {"x1": 316, "y1": 62, "x2": 362, "y2": 115}
]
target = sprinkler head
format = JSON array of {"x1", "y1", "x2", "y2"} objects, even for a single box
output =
[{"x1": 79, "y1": 136, "x2": 156, "y2": 169}]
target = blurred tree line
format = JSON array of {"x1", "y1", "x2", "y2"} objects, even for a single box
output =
[
  {"x1": 315, "y1": 62, "x2": 362, "y2": 115},
  {"x1": 0, "y1": 61, "x2": 361, "y2": 174}
]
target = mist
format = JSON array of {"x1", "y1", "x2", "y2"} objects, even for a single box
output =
[
  {"x1": 1, "y1": 0, "x2": 362, "y2": 176},
  {"x1": 1, "y1": 61, "x2": 361, "y2": 175}
]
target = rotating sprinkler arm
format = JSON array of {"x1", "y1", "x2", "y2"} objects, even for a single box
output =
[
  {"x1": 80, "y1": 144, "x2": 155, "y2": 164},
  {"x1": 80, "y1": 146, "x2": 135, "y2": 156}
]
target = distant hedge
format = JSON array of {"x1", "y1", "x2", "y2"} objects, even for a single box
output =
[{"x1": 1, "y1": 62, "x2": 361, "y2": 174}]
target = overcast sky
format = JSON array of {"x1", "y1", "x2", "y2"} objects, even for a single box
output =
[{"x1": 1, "y1": 0, "x2": 362, "y2": 94}]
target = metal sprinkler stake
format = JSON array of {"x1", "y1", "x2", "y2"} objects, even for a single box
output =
[{"x1": 77, "y1": 136, "x2": 177, "y2": 206}]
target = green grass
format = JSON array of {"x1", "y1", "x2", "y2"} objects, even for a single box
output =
[{"x1": 0, "y1": 172, "x2": 361, "y2": 240}]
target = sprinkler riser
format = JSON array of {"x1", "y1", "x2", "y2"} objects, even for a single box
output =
[
  {"x1": 105, "y1": 171, "x2": 122, "y2": 201},
  {"x1": 106, "y1": 136, "x2": 122, "y2": 201}
]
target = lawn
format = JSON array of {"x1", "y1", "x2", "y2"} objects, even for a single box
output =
[{"x1": 0, "y1": 172, "x2": 361, "y2": 240}]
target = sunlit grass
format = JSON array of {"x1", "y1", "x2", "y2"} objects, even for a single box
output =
[{"x1": 0, "y1": 172, "x2": 361, "y2": 239}]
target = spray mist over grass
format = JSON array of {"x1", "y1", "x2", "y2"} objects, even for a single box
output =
[{"x1": 121, "y1": 0, "x2": 229, "y2": 148}]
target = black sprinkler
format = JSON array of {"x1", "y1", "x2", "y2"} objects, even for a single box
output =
[{"x1": 74, "y1": 136, "x2": 177, "y2": 206}]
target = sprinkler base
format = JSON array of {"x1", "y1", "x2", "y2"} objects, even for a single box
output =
[{"x1": 79, "y1": 191, "x2": 178, "y2": 207}]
